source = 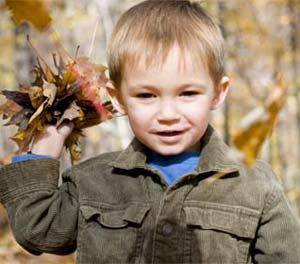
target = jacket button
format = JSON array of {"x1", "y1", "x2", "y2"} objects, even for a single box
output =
[{"x1": 162, "y1": 223, "x2": 173, "y2": 236}]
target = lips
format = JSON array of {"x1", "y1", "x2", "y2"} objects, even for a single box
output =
[{"x1": 152, "y1": 129, "x2": 186, "y2": 144}]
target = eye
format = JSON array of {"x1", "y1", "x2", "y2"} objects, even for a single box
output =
[
  {"x1": 136, "y1": 93, "x2": 156, "y2": 99},
  {"x1": 180, "y1": 91, "x2": 199, "y2": 97}
]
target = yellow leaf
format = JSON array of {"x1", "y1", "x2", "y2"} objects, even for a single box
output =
[
  {"x1": 28, "y1": 82, "x2": 57, "y2": 124},
  {"x1": 28, "y1": 99, "x2": 47, "y2": 124},
  {"x1": 11, "y1": 119, "x2": 40, "y2": 153},
  {"x1": 5, "y1": 0, "x2": 52, "y2": 31},
  {"x1": 65, "y1": 130, "x2": 84, "y2": 162},
  {"x1": 232, "y1": 74, "x2": 287, "y2": 165},
  {"x1": 27, "y1": 86, "x2": 43, "y2": 109},
  {"x1": 69, "y1": 143, "x2": 82, "y2": 162},
  {"x1": 61, "y1": 67, "x2": 76, "y2": 91},
  {"x1": 11, "y1": 130, "x2": 27, "y2": 141}
]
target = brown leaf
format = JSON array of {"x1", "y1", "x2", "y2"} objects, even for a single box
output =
[
  {"x1": 1, "y1": 90, "x2": 32, "y2": 108},
  {"x1": 57, "y1": 101, "x2": 83, "y2": 127},
  {"x1": 5, "y1": 108, "x2": 33, "y2": 130},
  {"x1": 0, "y1": 41, "x2": 113, "y2": 162},
  {"x1": 0, "y1": 100, "x2": 22, "y2": 119},
  {"x1": 43, "y1": 81, "x2": 57, "y2": 107},
  {"x1": 74, "y1": 100, "x2": 105, "y2": 129},
  {"x1": 31, "y1": 67, "x2": 44, "y2": 87},
  {"x1": 69, "y1": 57, "x2": 109, "y2": 120},
  {"x1": 36, "y1": 56, "x2": 56, "y2": 83},
  {"x1": 54, "y1": 81, "x2": 80, "y2": 104}
]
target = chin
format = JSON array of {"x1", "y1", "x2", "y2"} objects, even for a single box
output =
[{"x1": 154, "y1": 148, "x2": 184, "y2": 156}]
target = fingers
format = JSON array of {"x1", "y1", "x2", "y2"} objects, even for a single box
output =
[{"x1": 30, "y1": 122, "x2": 74, "y2": 159}]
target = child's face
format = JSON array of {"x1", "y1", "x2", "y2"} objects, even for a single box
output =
[{"x1": 109, "y1": 45, "x2": 229, "y2": 155}]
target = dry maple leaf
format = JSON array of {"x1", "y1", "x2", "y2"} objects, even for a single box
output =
[
  {"x1": 232, "y1": 74, "x2": 287, "y2": 165},
  {"x1": 0, "y1": 39, "x2": 114, "y2": 162},
  {"x1": 5, "y1": 0, "x2": 52, "y2": 31}
]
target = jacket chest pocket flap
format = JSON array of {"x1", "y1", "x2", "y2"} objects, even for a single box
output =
[
  {"x1": 80, "y1": 203, "x2": 151, "y2": 228},
  {"x1": 184, "y1": 206, "x2": 260, "y2": 239}
]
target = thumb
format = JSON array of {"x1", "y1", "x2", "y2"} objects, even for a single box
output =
[{"x1": 57, "y1": 120, "x2": 74, "y2": 137}]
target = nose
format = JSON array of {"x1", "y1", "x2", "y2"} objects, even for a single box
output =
[{"x1": 157, "y1": 99, "x2": 180, "y2": 123}]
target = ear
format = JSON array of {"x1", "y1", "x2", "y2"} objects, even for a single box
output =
[
  {"x1": 210, "y1": 76, "x2": 230, "y2": 110},
  {"x1": 106, "y1": 81, "x2": 126, "y2": 115}
]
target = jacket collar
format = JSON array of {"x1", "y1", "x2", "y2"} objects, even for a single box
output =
[
  {"x1": 195, "y1": 125, "x2": 240, "y2": 174},
  {"x1": 109, "y1": 124, "x2": 240, "y2": 174}
]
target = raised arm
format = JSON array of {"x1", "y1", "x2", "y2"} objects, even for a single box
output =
[
  {"x1": 0, "y1": 159, "x2": 79, "y2": 255},
  {"x1": 0, "y1": 122, "x2": 78, "y2": 255}
]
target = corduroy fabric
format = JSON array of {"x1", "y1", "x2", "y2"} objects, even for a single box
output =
[{"x1": 0, "y1": 125, "x2": 300, "y2": 263}]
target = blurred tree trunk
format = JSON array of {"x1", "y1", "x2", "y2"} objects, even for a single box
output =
[
  {"x1": 0, "y1": 23, "x2": 35, "y2": 158},
  {"x1": 0, "y1": 22, "x2": 35, "y2": 242},
  {"x1": 288, "y1": 0, "x2": 300, "y2": 211},
  {"x1": 288, "y1": 0, "x2": 300, "y2": 163},
  {"x1": 218, "y1": 1, "x2": 230, "y2": 145},
  {"x1": 14, "y1": 23, "x2": 35, "y2": 85}
]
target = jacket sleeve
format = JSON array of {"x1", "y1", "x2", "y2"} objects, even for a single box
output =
[
  {"x1": 0, "y1": 158, "x2": 78, "y2": 255},
  {"x1": 253, "y1": 163, "x2": 300, "y2": 263}
]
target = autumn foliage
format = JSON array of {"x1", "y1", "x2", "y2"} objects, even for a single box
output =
[
  {"x1": 5, "y1": 0, "x2": 52, "y2": 31},
  {"x1": 232, "y1": 74, "x2": 287, "y2": 165},
  {"x1": 0, "y1": 43, "x2": 113, "y2": 162}
]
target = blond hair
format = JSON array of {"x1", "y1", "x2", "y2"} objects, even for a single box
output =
[{"x1": 107, "y1": 0, "x2": 225, "y2": 89}]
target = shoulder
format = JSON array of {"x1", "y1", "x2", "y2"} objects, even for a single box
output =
[
  {"x1": 62, "y1": 151, "x2": 121, "y2": 180},
  {"x1": 238, "y1": 159, "x2": 284, "y2": 207},
  {"x1": 243, "y1": 159, "x2": 282, "y2": 188},
  {"x1": 73, "y1": 151, "x2": 121, "y2": 172}
]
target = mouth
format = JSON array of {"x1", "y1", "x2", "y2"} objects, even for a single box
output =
[
  {"x1": 155, "y1": 130, "x2": 185, "y2": 137},
  {"x1": 151, "y1": 129, "x2": 188, "y2": 144}
]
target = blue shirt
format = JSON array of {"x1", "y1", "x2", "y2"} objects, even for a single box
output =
[
  {"x1": 147, "y1": 151, "x2": 200, "y2": 185},
  {"x1": 12, "y1": 154, "x2": 51, "y2": 163}
]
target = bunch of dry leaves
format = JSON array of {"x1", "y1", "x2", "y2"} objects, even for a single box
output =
[{"x1": 0, "y1": 40, "x2": 114, "y2": 162}]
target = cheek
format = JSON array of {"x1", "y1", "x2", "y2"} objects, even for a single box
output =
[
  {"x1": 184, "y1": 101, "x2": 211, "y2": 122},
  {"x1": 127, "y1": 108, "x2": 151, "y2": 130},
  {"x1": 126, "y1": 103, "x2": 156, "y2": 120}
]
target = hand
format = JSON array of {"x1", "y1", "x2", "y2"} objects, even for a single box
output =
[{"x1": 30, "y1": 121, "x2": 74, "y2": 159}]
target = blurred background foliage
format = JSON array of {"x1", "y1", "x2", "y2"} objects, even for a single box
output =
[{"x1": 0, "y1": 0, "x2": 299, "y2": 263}]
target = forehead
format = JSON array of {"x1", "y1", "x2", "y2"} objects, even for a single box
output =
[
  {"x1": 124, "y1": 44, "x2": 208, "y2": 74},
  {"x1": 122, "y1": 44, "x2": 213, "y2": 88},
  {"x1": 126, "y1": 43, "x2": 204, "y2": 70}
]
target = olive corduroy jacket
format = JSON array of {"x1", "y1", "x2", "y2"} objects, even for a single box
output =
[{"x1": 1, "y1": 125, "x2": 300, "y2": 263}]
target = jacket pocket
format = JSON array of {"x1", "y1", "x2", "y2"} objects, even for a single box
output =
[
  {"x1": 183, "y1": 203, "x2": 260, "y2": 264},
  {"x1": 78, "y1": 202, "x2": 150, "y2": 263},
  {"x1": 81, "y1": 202, "x2": 150, "y2": 228}
]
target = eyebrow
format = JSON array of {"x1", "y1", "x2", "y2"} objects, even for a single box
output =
[{"x1": 130, "y1": 83, "x2": 208, "y2": 91}]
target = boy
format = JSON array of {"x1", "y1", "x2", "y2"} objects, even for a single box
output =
[{"x1": 1, "y1": 1, "x2": 300, "y2": 263}]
